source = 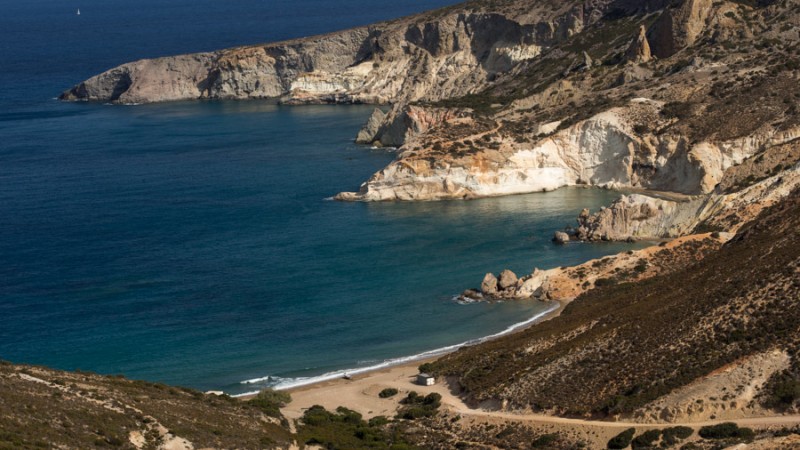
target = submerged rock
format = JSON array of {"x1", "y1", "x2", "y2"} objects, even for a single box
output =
[
  {"x1": 553, "y1": 231, "x2": 571, "y2": 245},
  {"x1": 459, "y1": 289, "x2": 484, "y2": 301}
]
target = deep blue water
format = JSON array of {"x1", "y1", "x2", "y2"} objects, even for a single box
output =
[{"x1": 0, "y1": 0, "x2": 641, "y2": 394}]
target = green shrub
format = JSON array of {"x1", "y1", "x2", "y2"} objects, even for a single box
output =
[
  {"x1": 595, "y1": 278, "x2": 616, "y2": 287},
  {"x1": 698, "y1": 422, "x2": 755, "y2": 440},
  {"x1": 661, "y1": 426, "x2": 693, "y2": 445},
  {"x1": 397, "y1": 392, "x2": 442, "y2": 420},
  {"x1": 298, "y1": 405, "x2": 413, "y2": 448},
  {"x1": 631, "y1": 429, "x2": 660, "y2": 448},
  {"x1": 247, "y1": 388, "x2": 291, "y2": 418},
  {"x1": 335, "y1": 406, "x2": 363, "y2": 424},
  {"x1": 608, "y1": 428, "x2": 635, "y2": 449},
  {"x1": 300, "y1": 405, "x2": 333, "y2": 426},
  {"x1": 766, "y1": 378, "x2": 800, "y2": 407},
  {"x1": 532, "y1": 433, "x2": 559, "y2": 447},
  {"x1": 661, "y1": 101, "x2": 694, "y2": 119},
  {"x1": 379, "y1": 388, "x2": 399, "y2": 398},
  {"x1": 368, "y1": 416, "x2": 389, "y2": 427},
  {"x1": 399, "y1": 406, "x2": 436, "y2": 420}
]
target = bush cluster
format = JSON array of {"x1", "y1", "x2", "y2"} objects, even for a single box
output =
[
  {"x1": 397, "y1": 392, "x2": 442, "y2": 420},
  {"x1": 379, "y1": 388, "x2": 399, "y2": 398},
  {"x1": 299, "y1": 405, "x2": 412, "y2": 449},
  {"x1": 698, "y1": 422, "x2": 755, "y2": 440},
  {"x1": 607, "y1": 428, "x2": 635, "y2": 449},
  {"x1": 247, "y1": 388, "x2": 292, "y2": 418}
]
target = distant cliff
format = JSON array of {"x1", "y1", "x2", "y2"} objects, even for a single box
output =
[{"x1": 60, "y1": 1, "x2": 610, "y2": 105}]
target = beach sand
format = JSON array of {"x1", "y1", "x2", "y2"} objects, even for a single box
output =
[
  {"x1": 281, "y1": 356, "x2": 447, "y2": 420},
  {"x1": 277, "y1": 300, "x2": 565, "y2": 420}
]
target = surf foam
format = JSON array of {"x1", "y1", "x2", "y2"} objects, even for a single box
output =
[{"x1": 232, "y1": 302, "x2": 559, "y2": 397}]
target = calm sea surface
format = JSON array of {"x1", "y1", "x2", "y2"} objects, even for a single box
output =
[{"x1": 0, "y1": 0, "x2": 641, "y2": 394}]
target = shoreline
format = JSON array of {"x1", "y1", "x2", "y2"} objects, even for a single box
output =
[{"x1": 237, "y1": 299, "x2": 565, "y2": 401}]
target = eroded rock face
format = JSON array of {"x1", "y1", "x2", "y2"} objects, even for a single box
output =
[
  {"x1": 338, "y1": 89, "x2": 800, "y2": 201},
  {"x1": 356, "y1": 108, "x2": 387, "y2": 145},
  {"x1": 368, "y1": 105, "x2": 467, "y2": 148},
  {"x1": 647, "y1": 0, "x2": 713, "y2": 58},
  {"x1": 625, "y1": 25, "x2": 652, "y2": 63},
  {"x1": 575, "y1": 194, "x2": 706, "y2": 241},
  {"x1": 572, "y1": 162, "x2": 800, "y2": 241},
  {"x1": 60, "y1": 53, "x2": 218, "y2": 104}
]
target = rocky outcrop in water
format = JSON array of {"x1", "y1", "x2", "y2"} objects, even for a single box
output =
[
  {"x1": 356, "y1": 108, "x2": 387, "y2": 145},
  {"x1": 480, "y1": 273, "x2": 498, "y2": 296},
  {"x1": 552, "y1": 231, "x2": 571, "y2": 244}
]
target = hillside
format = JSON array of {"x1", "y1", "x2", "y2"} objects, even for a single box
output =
[
  {"x1": 0, "y1": 363, "x2": 296, "y2": 449},
  {"x1": 426, "y1": 188, "x2": 800, "y2": 421}
]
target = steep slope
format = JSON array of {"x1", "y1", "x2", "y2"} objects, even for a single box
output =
[{"x1": 426, "y1": 190, "x2": 800, "y2": 418}]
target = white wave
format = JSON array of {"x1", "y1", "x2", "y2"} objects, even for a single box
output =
[{"x1": 232, "y1": 302, "x2": 559, "y2": 397}]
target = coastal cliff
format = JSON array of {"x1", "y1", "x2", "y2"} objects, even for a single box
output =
[
  {"x1": 60, "y1": 2, "x2": 605, "y2": 105},
  {"x1": 333, "y1": 0, "x2": 800, "y2": 201}
]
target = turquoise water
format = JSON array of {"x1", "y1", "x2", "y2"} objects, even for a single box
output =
[{"x1": 0, "y1": 0, "x2": 642, "y2": 394}]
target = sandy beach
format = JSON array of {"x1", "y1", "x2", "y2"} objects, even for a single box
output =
[
  {"x1": 281, "y1": 356, "x2": 449, "y2": 420},
  {"x1": 274, "y1": 300, "x2": 566, "y2": 420}
]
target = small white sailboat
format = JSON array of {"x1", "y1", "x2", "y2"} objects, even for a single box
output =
[{"x1": 77, "y1": 8, "x2": 81, "y2": 15}]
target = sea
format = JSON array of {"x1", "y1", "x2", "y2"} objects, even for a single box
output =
[{"x1": 0, "y1": 0, "x2": 642, "y2": 395}]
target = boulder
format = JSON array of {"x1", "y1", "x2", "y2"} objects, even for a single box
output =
[
  {"x1": 498, "y1": 269, "x2": 518, "y2": 290},
  {"x1": 481, "y1": 273, "x2": 498, "y2": 295},
  {"x1": 553, "y1": 231, "x2": 571, "y2": 245},
  {"x1": 459, "y1": 289, "x2": 484, "y2": 301}
]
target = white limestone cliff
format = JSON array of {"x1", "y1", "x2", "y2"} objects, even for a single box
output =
[{"x1": 336, "y1": 99, "x2": 800, "y2": 201}]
